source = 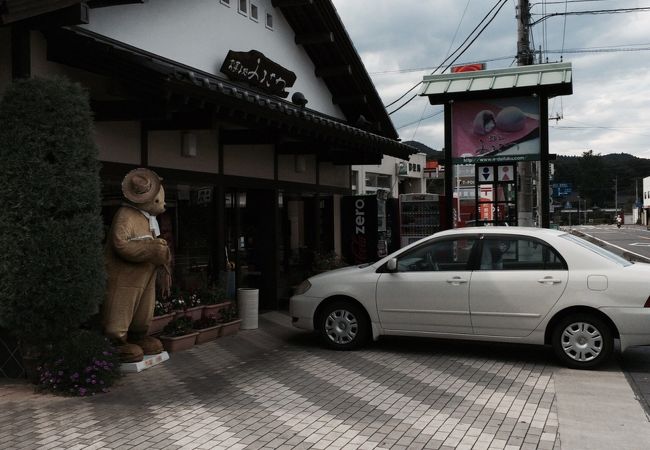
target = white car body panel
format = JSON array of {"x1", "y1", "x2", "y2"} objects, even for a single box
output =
[{"x1": 290, "y1": 227, "x2": 650, "y2": 355}]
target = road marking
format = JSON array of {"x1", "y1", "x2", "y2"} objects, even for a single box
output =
[{"x1": 630, "y1": 243, "x2": 650, "y2": 247}]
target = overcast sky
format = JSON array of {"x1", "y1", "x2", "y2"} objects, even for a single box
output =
[{"x1": 331, "y1": 0, "x2": 650, "y2": 159}]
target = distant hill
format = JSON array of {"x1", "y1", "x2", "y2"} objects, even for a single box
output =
[{"x1": 403, "y1": 140, "x2": 443, "y2": 160}]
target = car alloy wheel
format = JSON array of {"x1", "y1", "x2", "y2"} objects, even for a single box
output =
[
  {"x1": 318, "y1": 301, "x2": 370, "y2": 350},
  {"x1": 325, "y1": 309, "x2": 358, "y2": 345},
  {"x1": 551, "y1": 314, "x2": 613, "y2": 369},
  {"x1": 560, "y1": 321, "x2": 603, "y2": 362}
]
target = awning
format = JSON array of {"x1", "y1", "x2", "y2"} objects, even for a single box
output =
[
  {"x1": 44, "y1": 27, "x2": 416, "y2": 163},
  {"x1": 419, "y1": 62, "x2": 573, "y2": 104}
]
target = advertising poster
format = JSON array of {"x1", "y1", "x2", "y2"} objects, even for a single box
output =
[
  {"x1": 341, "y1": 195, "x2": 378, "y2": 265},
  {"x1": 452, "y1": 96, "x2": 540, "y2": 163}
]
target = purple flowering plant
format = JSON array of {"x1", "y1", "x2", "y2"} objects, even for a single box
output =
[{"x1": 35, "y1": 330, "x2": 121, "y2": 396}]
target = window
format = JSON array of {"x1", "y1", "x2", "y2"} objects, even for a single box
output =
[
  {"x1": 397, "y1": 237, "x2": 477, "y2": 272},
  {"x1": 220, "y1": 0, "x2": 230, "y2": 6},
  {"x1": 561, "y1": 234, "x2": 631, "y2": 266},
  {"x1": 238, "y1": 0, "x2": 247, "y2": 15},
  {"x1": 266, "y1": 12, "x2": 273, "y2": 29},
  {"x1": 479, "y1": 237, "x2": 567, "y2": 271},
  {"x1": 250, "y1": 3, "x2": 258, "y2": 20}
]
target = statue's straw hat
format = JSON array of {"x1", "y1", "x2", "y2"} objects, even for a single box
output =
[{"x1": 122, "y1": 168, "x2": 162, "y2": 204}]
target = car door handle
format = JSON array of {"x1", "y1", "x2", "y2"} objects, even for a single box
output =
[
  {"x1": 537, "y1": 276, "x2": 562, "y2": 285},
  {"x1": 446, "y1": 276, "x2": 468, "y2": 285}
]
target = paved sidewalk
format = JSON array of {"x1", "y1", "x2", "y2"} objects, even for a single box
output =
[{"x1": 0, "y1": 312, "x2": 648, "y2": 449}]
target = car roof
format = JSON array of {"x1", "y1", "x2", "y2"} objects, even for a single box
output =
[{"x1": 433, "y1": 226, "x2": 567, "y2": 238}]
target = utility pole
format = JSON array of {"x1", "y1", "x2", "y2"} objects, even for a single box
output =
[{"x1": 516, "y1": 0, "x2": 535, "y2": 226}]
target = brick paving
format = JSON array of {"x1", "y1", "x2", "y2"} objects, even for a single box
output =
[{"x1": 0, "y1": 312, "x2": 561, "y2": 449}]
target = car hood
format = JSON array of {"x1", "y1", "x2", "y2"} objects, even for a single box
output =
[{"x1": 309, "y1": 264, "x2": 374, "y2": 282}]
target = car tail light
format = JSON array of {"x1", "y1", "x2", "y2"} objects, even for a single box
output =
[{"x1": 644, "y1": 296, "x2": 650, "y2": 308}]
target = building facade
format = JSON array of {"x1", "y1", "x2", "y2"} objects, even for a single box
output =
[{"x1": 0, "y1": 0, "x2": 414, "y2": 309}]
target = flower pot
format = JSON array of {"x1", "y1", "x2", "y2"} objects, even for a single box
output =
[
  {"x1": 220, "y1": 319, "x2": 242, "y2": 337},
  {"x1": 147, "y1": 313, "x2": 175, "y2": 336},
  {"x1": 159, "y1": 332, "x2": 199, "y2": 352},
  {"x1": 174, "y1": 306, "x2": 204, "y2": 322},
  {"x1": 195, "y1": 325, "x2": 223, "y2": 344},
  {"x1": 202, "y1": 301, "x2": 232, "y2": 320}
]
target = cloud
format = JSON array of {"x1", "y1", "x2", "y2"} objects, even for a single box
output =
[{"x1": 332, "y1": 0, "x2": 650, "y2": 158}]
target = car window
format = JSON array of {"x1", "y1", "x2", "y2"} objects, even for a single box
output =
[
  {"x1": 479, "y1": 237, "x2": 567, "y2": 270},
  {"x1": 560, "y1": 233, "x2": 632, "y2": 267},
  {"x1": 397, "y1": 237, "x2": 477, "y2": 272}
]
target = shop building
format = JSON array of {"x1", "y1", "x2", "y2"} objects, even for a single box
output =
[{"x1": 0, "y1": 0, "x2": 414, "y2": 309}]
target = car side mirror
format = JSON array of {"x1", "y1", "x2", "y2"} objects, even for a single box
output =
[{"x1": 386, "y1": 258, "x2": 397, "y2": 272}]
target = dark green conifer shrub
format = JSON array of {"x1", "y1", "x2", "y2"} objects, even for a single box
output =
[{"x1": 0, "y1": 77, "x2": 105, "y2": 347}]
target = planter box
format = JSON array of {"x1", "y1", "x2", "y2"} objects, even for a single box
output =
[
  {"x1": 195, "y1": 325, "x2": 223, "y2": 344},
  {"x1": 202, "y1": 301, "x2": 232, "y2": 320},
  {"x1": 159, "y1": 332, "x2": 199, "y2": 352},
  {"x1": 147, "y1": 313, "x2": 175, "y2": 336},
  {"x1": 174, "y1": 306, "x2": 204, "y2": 322},
  {"x1": 220, "y1": 319, "x2": 242, "y2": 337}
]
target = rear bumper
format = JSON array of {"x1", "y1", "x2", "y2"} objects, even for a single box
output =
[{"x1": 601, "y1": 307, "x2": 650, "y2": 351}]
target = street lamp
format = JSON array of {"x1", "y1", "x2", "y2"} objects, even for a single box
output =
[{"x1": 613, "y1": 176, "x2": 618, "y2": 216}]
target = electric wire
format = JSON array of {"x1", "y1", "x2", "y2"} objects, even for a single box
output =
[
  {"x1": 384, "y1": 0, "x2": 508, "y2": 112},
  {"x1": 387, "y1": 0, "x2": 509, "y2": 115}
]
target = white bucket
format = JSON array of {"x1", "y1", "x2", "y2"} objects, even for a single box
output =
[{"x1": 237, "y1": 288, "x2": 259, "y2": 330}]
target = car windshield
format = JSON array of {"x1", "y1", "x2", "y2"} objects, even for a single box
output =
[{"x1": 560, "y1": 233, "x2": 632, "y2": 267}]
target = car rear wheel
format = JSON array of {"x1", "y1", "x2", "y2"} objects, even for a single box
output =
[
  {"x1": 318, "y1": 301, "x2": 370, "y2": 350},
  {"x1": 551, "y1": 314, "x2": 613, "y2": 369}
]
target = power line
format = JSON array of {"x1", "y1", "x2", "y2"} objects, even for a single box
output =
[
  {"x1": 384, "y1": 0, "x2": 508, "y2": 111},
  {"x1": 530, "y1": 7, "x2": 650, "y2": 25},
  {"x1": 388, "y1": 0, "x2": 509, "y2": 115}
]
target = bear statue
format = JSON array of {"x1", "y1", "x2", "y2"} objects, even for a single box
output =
[{"x1": 103, "y1": 168, "x2": 172, "y2": 362}]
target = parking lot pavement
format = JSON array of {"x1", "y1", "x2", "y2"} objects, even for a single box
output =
[{"x1": 0, "y1": 312, "x2": 648, "y2": 449}]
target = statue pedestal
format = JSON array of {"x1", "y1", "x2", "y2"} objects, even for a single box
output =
[{"x1": 121, "y1": 351, "x2": 169, "y2": 373}]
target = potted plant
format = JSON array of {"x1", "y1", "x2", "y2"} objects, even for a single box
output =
[
  {"x1": 219, "y1": 304, "x2": 241, "y2": 337},
  {"x1": 201, "y1": 287, "x2": 231, "y2": 320},
  {"x1": 170, "y1": 291, "x2": 204, "y2": 321},
  {"x1": 159, "y1": 316, "x2": 198, "y2": 352},
  {"x1": 193, "y1": 315, "x2": 222, "y2": 345},
  {"x1": 148, "y1": 300, "x2": 174, "y2": 335}
]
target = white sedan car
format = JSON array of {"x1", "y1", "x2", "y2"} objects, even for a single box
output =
[{"x1": 290, "y1": 227, "x2": 650, "y2": 369}]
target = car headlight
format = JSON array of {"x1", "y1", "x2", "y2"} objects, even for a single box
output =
[{"x1": 294, "y1": 280, "x2": 312, "y2": 295}]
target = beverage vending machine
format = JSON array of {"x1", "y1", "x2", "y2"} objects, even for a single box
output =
[
  {"x1": 399, "y1": 193, "x2": 441, "y2": 247},
  {"x1": 341, "y1": 191, "x2": 395, "y2": 264}
]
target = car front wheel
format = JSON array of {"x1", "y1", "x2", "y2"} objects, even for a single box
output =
[
  {"x1": 318, "y1": 301, "x2": 370, "y2": 350},
  {"x1": 551, "y1": 314, "x2": 613, "y2": 369}
]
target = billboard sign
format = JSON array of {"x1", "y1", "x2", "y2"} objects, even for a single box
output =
[{"x1": 452, "y1": 96, "x2": 540, "y2": 163}]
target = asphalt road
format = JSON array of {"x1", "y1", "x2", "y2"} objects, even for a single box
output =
[{"x1": 565, "y1": 224, "x2": 650, "y2": 416}]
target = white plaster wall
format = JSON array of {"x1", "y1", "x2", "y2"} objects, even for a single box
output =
[
  {"x1": 353, "y1": 153, "x2": 427, "y2": 196},
  {"x1": 278, "y1": 154, "x2": 316, "y2": 184},
  {"x1": 644, "y1": 176, "x2": 650, "y2": 208},
  {"x1": 319, "y1": 162, "x2": 349, "y2": 188},
  {"x1": 0, "y1": 27, "x2": 11, "y2": 95},
  {"x1": 223, "y1": 144, "x2": 273, "y2": 178},
  {"x1": 82, "y1": 0, "x2": 344, "y2": 117},
  {"x1": 95, "y1": 121, "x2": 141, "y2": 164},
  {"x1": 149, "y1": 130, "x2": 219, "y2": 173}
]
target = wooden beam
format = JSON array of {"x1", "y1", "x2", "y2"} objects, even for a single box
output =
[
  {"x1": 220, "y1": 129, "x2": 276, "y2": 145},
  {"x1": 143, "y1": 112, "x2": 213, "y2": 131},
  {"x1": 332, "y1": 94, "x2": 368, "y2": 105},
  {"x1": 1, "y1": 0, "x2": 79, "y2": 24},
  {"x1": 271, "y1": 0, "x2": 313, "y2": 7},
  {"x1": 87, "y1": 0, "x2": 144, "y2": 8},
  {"x1": 315, "y1": 65, "x2": 352, "y2": 78},
  {"x1": 23, "y1": 3, "x2": 89, "y2": 27},
  {"x1": 276, "y1": 141, "x2": 327, "y2": 154},
  {"x1": 295, "y1": 32, "x2": 334, "y2": 46}
]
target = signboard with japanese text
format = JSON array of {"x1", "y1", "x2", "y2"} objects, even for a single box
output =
[{"x1": 220, "y1": 49, "x2": 296, "y2": 98}]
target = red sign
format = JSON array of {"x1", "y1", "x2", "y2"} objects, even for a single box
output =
[{"x1": 451, "y1": 63, "x2": 485, "y2": 73}]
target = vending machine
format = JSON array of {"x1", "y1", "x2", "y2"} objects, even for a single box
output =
[
  {"x1": 399, "y1": 193, "x2": 440, "y2": 247},
  {"x1": 341, "y1": 191, "x2": 394, "y2": 264}
]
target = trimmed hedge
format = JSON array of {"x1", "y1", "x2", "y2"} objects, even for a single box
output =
[{"x1": 0, "y1": 77, "x2": 105, "y2": 346}]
